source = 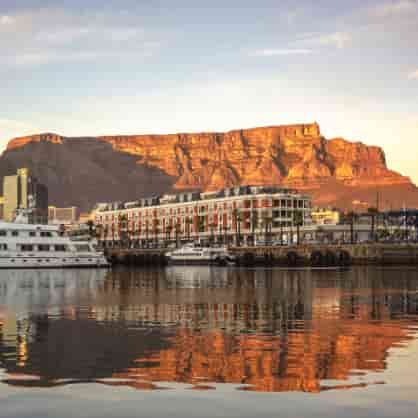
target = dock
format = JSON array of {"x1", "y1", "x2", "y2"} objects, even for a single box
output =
[{"x1": 105, "y1": 243, "x2": 418, "y2": 267}]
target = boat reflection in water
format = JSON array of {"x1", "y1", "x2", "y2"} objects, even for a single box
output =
[{"x1": 0, "y1": 266, "x2": 417, "y2": 392}]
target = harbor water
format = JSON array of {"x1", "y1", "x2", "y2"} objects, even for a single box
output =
[{"x1": 0, "y1": 266, "x2": 417, "y2": 418}]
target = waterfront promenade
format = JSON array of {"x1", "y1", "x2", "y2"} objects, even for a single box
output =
[{"x1": 105, "y1": 243, "x2": 418, "y2": 267}]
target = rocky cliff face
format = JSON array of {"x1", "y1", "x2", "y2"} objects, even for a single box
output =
[{"x1": 2, "y1": 123, "x2": 417, "y2": 210}]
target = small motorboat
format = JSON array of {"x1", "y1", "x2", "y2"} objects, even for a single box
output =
[{"x1": 165, "y1": 243, "x2": 235, "y2": 265}]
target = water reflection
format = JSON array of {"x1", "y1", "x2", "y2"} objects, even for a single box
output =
[{"x1": 0, "y1": 266, "x2": 417, "y2": 392}]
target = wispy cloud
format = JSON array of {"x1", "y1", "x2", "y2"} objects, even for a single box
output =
[
  {"x1": 0, "y1": 8, "x2": 162, "y2": 67},
  {"x1": 0, "y1": 15, "x2": 15, "y2": 25},
  {"x1": 252, "y1": 48, "x2": 315, "y2": 57},
  {"x1": 369, "y1": 0, "x2": 417, "y2": 18},
  {"x1": 301, "y1": 31, "x2": 352, "y2": 49},
  {"x1": 408, "y1": 69, "x2": 418, "y2": 79}
]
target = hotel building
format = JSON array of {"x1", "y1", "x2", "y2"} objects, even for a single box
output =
[{"x1": 94, "y1": 185, "x2": 312, "y2": 246}]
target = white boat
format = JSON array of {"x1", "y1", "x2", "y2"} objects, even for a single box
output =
[
  {"x1": 0, "y1": 221, "x2": 109, "y2": 269},
  {"x1": 165, "y1": 243, "x2": 235, "y2": 265}
]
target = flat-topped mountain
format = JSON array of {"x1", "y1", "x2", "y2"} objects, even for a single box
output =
[{"x1": 1, "y1": 122, "x2": 417, "y2": 211}]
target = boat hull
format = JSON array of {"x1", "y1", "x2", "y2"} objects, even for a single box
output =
[
  {"x1": 0, "y1": 255, "x2": 109, "y2": 269},
  {"x1": 166, "y1": 256, "x2": 235, "y2": 266}
]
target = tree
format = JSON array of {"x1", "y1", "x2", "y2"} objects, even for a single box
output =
[
  {"x1": 174, "y1": 222, "x2": 181, "y2": 248},
  {"x1": 367, "y1": 207, "x2": 379, "y2": 242},
  {"x1": 232, "y1": 208, "x2": 242, "y2": 246},
  {"x1": 294, "y1": 211, "x2": 304, "y2": 246},
  {"x1": 261, "y1": 210, "x2": 273, "y2": 244},
  {"x1": 111, "y1": 223, "x2": 115, "y2": 247},
  {"x1": 145, "y1": 221, "x2": 150, "y2": 247},
  {"x1": 185, "y1": 216, "x2": 193, "y2": 241},
  {"x1": 86, "y1": 220, "x2": 95, "y2": 239},
  {"x1": 152, "y1": 218, "x2": 159, "y2": 246},
  {"x1": 251, "y1": 209, "x2": 258, "y2": 245},
  {"x1": 347, "y1": 211, "x2": 358, "y2": 244},
  {"x1": 208, "y1": 222, "x2": 216, "y2": 244},
  {"x1": 118, "y1": 214, "x2": 128, "y2": 247},
  {"x1": 165, "y1": 224, "x2": 173, "y2": 245}
]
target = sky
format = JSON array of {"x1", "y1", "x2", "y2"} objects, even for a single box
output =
[{"x1": 0, "y1": 0, "x2": 417, "y2": 182}]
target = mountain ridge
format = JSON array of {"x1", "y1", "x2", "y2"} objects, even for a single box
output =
[{"x1": 1, "y1": 122, "x2": 417, "y2": 211}]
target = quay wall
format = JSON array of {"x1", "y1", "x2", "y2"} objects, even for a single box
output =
[{"x1": 106, "y1": 244, "x2": 418, "y2": 267}]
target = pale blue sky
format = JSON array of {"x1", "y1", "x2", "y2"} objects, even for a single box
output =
[{"x1": 1, "y1": 1, "x2": 417, "y2": 181}]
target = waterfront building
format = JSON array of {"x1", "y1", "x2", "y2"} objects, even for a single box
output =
[
  {"x1": 48, "y1": 206, "x2": 79, "y2": 225},
  {"x1": 0, "y1": 168, "x2": 48, "y2": 224},
  {"x1": 94, "y1": 185, "x2": 312, "y2": 246},
  {"x1": 311, "y1": 208, "x2": 341, "y2": 225}
]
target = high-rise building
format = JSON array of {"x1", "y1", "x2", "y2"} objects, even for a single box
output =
[{"x1": 1, "y1": 168, "x2": 48, "y2": 224}]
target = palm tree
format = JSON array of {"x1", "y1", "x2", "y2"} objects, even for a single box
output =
[
  {"x1": 152, "y1": 219, "x2": 159, "y2": 246},
  {"x1": 94, "y1": 223, "x2": 103, "y2": 243},
  {"x1": 165, "y1": 224, "x2": 173, "y2": 245},
  {"x1": 145, "y1": 221, "x2": 150, "y2": 247},
  {"x1": 86, "y1": 220, "x2": 95, "y2": 239},
  {"x1": 251, "y1": 209, "x2": 258, "y2": 245},
  {"x1": 103, "y1": 224, "x2": 109, "y2": 247},
  {"x1": 232, "y1": 208, "x2": 242, "y2": 246},
  {"x1": 261, "y1": 210, "x2": 273, "y2": 244},
  {"x1": 208, "y1": 222, "x2": 216, "y2": 244},
  {"x1": 174, "y1": 222, "x2": 181, "y2": 248},
  {"x1": 111, "y1": 223, "x2": 115, "y2": 247},
  {"x1": 294, "y1": 211, "x2": 304, "y2": 245},
  {"x1": 118, "y1": 214, "x2": 128, "y2": 248},
  {"x1": 367, "y1": 207, "x2": 379, "y2": 242},
  {"x1": 185, "y1": 216, "x2": 193, "y2": 241},
  {"x1": 347, "y1": 211, "x2": 357, "y2": 244}
]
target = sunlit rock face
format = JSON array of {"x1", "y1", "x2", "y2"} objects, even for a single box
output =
[{"x1": 3, "y1": 122, "x2": 418, "y2": 210}]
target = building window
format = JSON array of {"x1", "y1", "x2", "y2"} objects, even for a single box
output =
[
  {"x1": 21, "y1": 244, "x2": 34, "y2": 251},
  {"x1": 29, "y1": 231, "x2": 36, "y2": 237},
  {"x1": 11, "y1": 231, "x2": 19, "y2": 237},
  {"x1": 0, "y1": 231, "x2": 7, "y2": 236},
  {"x1": 54, "y1": 245, "x2": 66, "y2": 252},
  {"x1": 38, "y1": 244, "x2": 50, "y2": 251}
]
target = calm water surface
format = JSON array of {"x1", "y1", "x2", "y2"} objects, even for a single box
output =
[{"x1": 0, "y1": 266, "x2": 417, "y2": 418}]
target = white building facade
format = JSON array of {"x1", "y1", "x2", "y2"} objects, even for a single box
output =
[{"x1": 94, "y1": 186, "x2": 312, "y2": 247}]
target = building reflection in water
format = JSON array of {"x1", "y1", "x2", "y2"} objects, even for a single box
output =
[{"x1": 0, "y1": 266, "x2": 417, "y2": 392}]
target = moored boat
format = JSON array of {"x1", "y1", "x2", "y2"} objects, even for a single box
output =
[
  {"x1": 165, "y1": 243, "x2": 235, "y2": 265},
  {"x1": 0, "y1": 221, "x2": 109, "y2": 269}
]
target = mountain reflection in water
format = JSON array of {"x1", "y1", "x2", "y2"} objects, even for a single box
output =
[{"x1": 0, "y1": 266, "x2": 417, "y2": 393}]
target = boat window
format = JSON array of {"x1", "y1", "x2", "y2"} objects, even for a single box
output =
[
  {"x1": 38, "y1": 244, "x2": 50, "y2": 251},
  {"x1": 74, "y1": 244, "x2": 91, "y2": 252},
  {"x1": 54, "y1": 245, "x2": 67, "y2": 252},
  {"x1": 29, "y1": 231, "x2": 36, "y2": 237},
  {"x1": 20, "y1": 244, "x2": 34, "y2": 251},
  {"x1": 11, "y1": 231, "x2": 19, "y2": 237},
  {"x1": 40, "y1": 231, "x2": 53, "y2": 237},
  {"x1": 0, "y1": 231, "x2": 7, "y2": 236},
  {"x1": 0, "y1": 244, "x2": 7, "y2": 250}
]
